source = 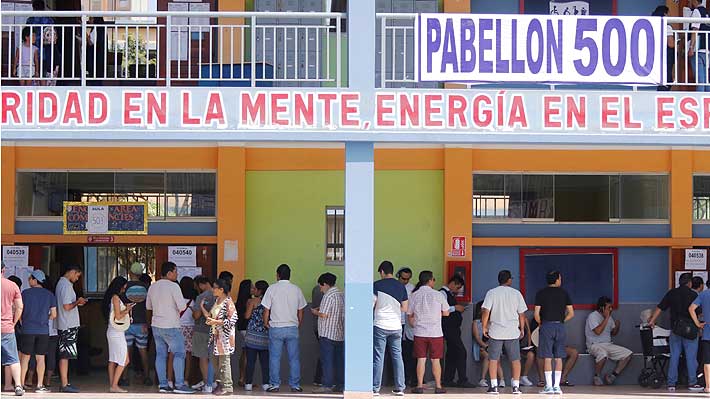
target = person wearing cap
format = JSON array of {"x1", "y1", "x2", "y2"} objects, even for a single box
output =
[
  {"x1": 1, "y1": 262, "x2": 25, "y2": 396},
  {"x1": 19, "y1": 270, "x2": 57, "y2": 393},
  {"x1": 122, "y1": 262, "x2": 152, "y2": 386}
]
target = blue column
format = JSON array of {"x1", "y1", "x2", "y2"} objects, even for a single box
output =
[{"x1": 344, "y1": 142, "x2": 374, "y2": 397}]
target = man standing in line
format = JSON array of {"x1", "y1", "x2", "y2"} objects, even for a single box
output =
[
  {"x1": 19, "y1": 270, "x2": 56, "y2": 393},
  {"x1": 408, "y1": 271, "x2": 449, "y2": 394},
  {"x1": 534, "y1": 271, "x2": 574, "y2": 394},
  {"x1": 55, "y1": 265, "x2": 86, "y2": 393},
  {"x1": 123, "y1": 262, "x2": 151, "y2": 386},
  {"x1": 397, "y1": 267, "x2": 416, "y2": 388},
  {"x1": 648, "y1": 272, "x2": 704, "y2": 392},
  {"x1": 1, "y1": 262, "x2": 25, "y2": 396},
  {"x1": 311, "y1": 273, "x2": 345, "y2": 394},
  {"x1": 145, "y1": 261, "x2": 194, "y2": 394},
  {"x1": 439, "y1": 275, "x2": 473, "y2": 388},
  {"x1": 311, "y1": 282, "x2": 324, "y2": 387},
  {"x1": 373, "y1": 261, "x2": 408, "y2": 396},
  {"x1": 481, "y1": 270, "x2": 528, "y2": 395},
  {"x1": 262, "y1": 264, "x2": 307, "y2": 393}
]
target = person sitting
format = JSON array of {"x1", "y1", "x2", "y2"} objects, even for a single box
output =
[
  {"x1": 585, "y1": 296, "x2": 632, "y2": 386},
  {"x1": 472, "y1": 301, "x2": 505, "y2": 388}
]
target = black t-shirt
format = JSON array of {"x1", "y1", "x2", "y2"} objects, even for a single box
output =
[
  {"x1": 534, "y1": 286, "x2": 572, "y2": 323},
  {"x1": 658, "y1": 285, "x2": 698, "y2": 327}
]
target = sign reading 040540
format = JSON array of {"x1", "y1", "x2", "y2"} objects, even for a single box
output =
[{"x1": 63, "y1": 202, "x2": 148, "y2": 235}]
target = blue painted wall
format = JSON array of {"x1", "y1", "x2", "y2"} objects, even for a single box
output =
[
  {"x1": 694, "y1": 224, "x2": 710, "y2": 238},
  {"x1": 473, "y1": 223, "x2": 670, "y2": 238},
  {"x1": 14, "y1": 221, "x2": 217, "y2": 236},
  {"x1": 471, "y1": 246, "x2": 668, "y2": 304},
  {"x1": 470, "y1": 0, "x2": 518, "y2": 14},
  {"x1": 617, "y1": 0, "x2": 666, "y2": 16}
]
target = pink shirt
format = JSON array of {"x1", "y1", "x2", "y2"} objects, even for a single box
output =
[
  {"x1": 1, "y1": 277, "x2": 21, "y2": 334},
  {"x1": 406, "y1": 285, "x2": 448, "y2": 338}
]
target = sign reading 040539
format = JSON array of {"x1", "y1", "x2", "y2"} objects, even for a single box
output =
[{"x1": 63, "y1": 202, "x2": 148, "y2": 235}]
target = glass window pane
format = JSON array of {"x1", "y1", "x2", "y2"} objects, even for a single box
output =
[
  {"x1": 694, "y1": 176, "x2": 710, "y2": 221},
  {"x1": 620, "y1": 175, "x2": 669, "y2": 219},
  {"x1": 325, "y1": 206, "x2": 344, "y2": 264},
  {"x1": 166, "y1": 173, "x2": 216, "y2": 217},
  {"x1": 522, "y1": 175, "x2": 554, "y2": 219},
  {"x1": 115, "y1": 173, "x2": 165, "y2": 217},
  {"x1": 473, "y1": 174, "x2": 521, "y2": 218},
  {"x1": 16, "y1": 172, "x2": 67, "y2": 216},
  {"x1": 68, "y1": 172, "x2": 115, "y2": 202},
  {"x1": 554, "y1": 175, "x2": 610, "y2": 222},
  {"x1": 610, "y1": 175, "x2": 620, "y2": 219}
]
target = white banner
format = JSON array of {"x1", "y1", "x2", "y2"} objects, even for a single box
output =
[
  {"x1": 2, "y1": 246, "x2": 29, "y2": 269},
  {"x1": 686, "y1": 249, "x2": 707, "y2": 270},
  {"x1": 418, "y1": 14, "x2": 665, "y2": 84},
  {"x1": 87, "y1": 205, "x2": 109, "y2": 234},
  {"x1": 169, "y1": 246, "x2": 197, "y2": 267}
]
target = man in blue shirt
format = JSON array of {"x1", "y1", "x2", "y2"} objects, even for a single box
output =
[
  {"x1": 690, "y1": 282, "x2": 710, "y2": 393},
  {"x1": 19, "y1": 270, "x2": 56, "y2": 393}
]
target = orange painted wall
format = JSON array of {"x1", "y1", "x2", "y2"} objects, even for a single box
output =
[
  {"x1": 693, "y1": 150, "x2": 710, "y2": 173},
  {"x1": 444, "y1": 148, "x2": 473, "y2": 271},
  {"x1": 217, "y1": 146, "x2": 246, "y2": 285},
  {"x1": 2, "y1": 146, "x2": 16, "y2": 240},
  {"x1": 671, "y1": 150, "x2": 693, "y2": 240},
  {"x1": 472, "y1": 149, "x2": 671, "y2": 172}
]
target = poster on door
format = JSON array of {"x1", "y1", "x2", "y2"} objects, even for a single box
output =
[
  {"x1": 169, "y1": 246, "x2": 197, "y2": 267},
  {"x1": 2, "y1": 246, "x2": 29, "y2": 269},
  {"x1": 450, "y1": 236, "x2": 466, "y2": 257}
]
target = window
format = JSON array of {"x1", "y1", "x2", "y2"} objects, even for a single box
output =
[
  {"x1": 325, "y1": 206, "x2": 344, "y2": 264},
  {"x1": 16, "y1": 172, "x2": 67, "y2": 216},
  {"x1": 68, "y1": 172, "x2": 115, "y2": 202},
  {"x1": 84, "y1": 246, "x2": 156, "y2": 295},
  {"x1": 166, "y1": 173, "x2": 216, "y2": 217},
  {"x1": 473, "y1": 173, "x2": 668, "y2": 222},
  {"x1": 694, "y1": 176, "x2": 710, "y2": 221},
  {"x1": 115, "y1": 173, "x2": 165, "y2": 217}
]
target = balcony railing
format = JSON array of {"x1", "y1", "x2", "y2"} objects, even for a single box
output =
[{"x1": 1, "y1": 11, "x2": 345, "y2": 87}]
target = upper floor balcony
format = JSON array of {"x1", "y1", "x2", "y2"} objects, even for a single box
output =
[{"x1": 2, "y1": 10, "x2": 709, "y2": 91}]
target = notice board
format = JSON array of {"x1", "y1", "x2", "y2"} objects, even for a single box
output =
[{"x1": 63, "y1": 202, "x2": 148, "y2": 235}]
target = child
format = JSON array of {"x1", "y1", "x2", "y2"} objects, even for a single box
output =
[
  {"x1": 472, "y1": 301, "x2": 505, "y2": 388},
  {"x1": 15, "y1": 27, "x2": 39, "y2": 85}
]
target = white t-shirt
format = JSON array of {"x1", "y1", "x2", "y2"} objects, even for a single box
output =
[
  {"x1": 56, "y1": 277, "x2": 80, "y2": 330},
  {"x1": 261, "y1": 280, "x2": 307, "y2": 328},
  {"x1": 481, "y1": 285, "x2": 528, "y2": 340},
  {"x1": 179, "y1": 298, "x2": 195, "y2": 327},
  {"x1": 146, "y1": 279, "x2": 184, "y2": 329},
  {"x1": 585, "y1": 311, "x2": 615, "y2": 348}
]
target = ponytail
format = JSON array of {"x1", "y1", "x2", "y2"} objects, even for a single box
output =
[{"x1": 412, "y1": 270, "x2": 434, "y2": 293}]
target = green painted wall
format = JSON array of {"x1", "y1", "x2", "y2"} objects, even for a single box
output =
[{"x1": 245, "y1": 170, "x2": 444, "y2": 293}]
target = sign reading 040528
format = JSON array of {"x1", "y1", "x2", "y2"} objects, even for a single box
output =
[{"x1": 63, "y1": 202, "x2": 148, "y2": 235}]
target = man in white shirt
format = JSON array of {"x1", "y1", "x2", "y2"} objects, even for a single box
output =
[
  {"x1": 55, "y1": 265, "x2": 86, "y2": 393},
  {"x1": 261, "y1": 264, "x2": 307, "y2": 393},
  {"x1": 481, "y1": 270, "x2": 528, "y2": 395},
  {"x1": 146, "y1": 262, "x2": 194, "y2": 394}
]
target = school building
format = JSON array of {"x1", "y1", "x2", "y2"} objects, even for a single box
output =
[{"x1": 2, "y1": 0, "x2": 710, "y2": 395}]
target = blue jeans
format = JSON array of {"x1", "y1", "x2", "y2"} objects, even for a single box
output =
[
  {"x1": 268, "y1": 326, "x2": 301, "y2": 388},
  {"x1": 153, "y1": 327, "x2": 186, "y2": 388},
  {"x1": 320, "y1": 338, "x2": 344, "y2": 388},
  {"x1": 668, "y1": 333, "x2": 698, "y2": 386},
  {"x1": 691, "y1": 52, "x2": 710, "y2": 92},
  {"x1": 373, "y1": 326, "x2": 405, "y2": 393}
]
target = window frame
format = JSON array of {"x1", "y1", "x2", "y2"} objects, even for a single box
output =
[
  {"x1": 693, "y1": 174, "x2": 710, "y2": 224},
  {"x1": 324, "y1": 205, "x2": 345, "y2": 266}
]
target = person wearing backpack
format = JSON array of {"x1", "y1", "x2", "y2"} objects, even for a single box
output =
[{"x1": 689, "y1": 0, "x2": 710, "y2": 91}]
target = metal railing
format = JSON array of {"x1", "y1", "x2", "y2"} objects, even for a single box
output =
[{"x1": 1, "y1": 11, "x2": 345, "y2": 87}]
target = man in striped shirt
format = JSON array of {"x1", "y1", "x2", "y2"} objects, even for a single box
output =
[{"x1": 311, "y1": 273, "x2": 344, "y2": 393}]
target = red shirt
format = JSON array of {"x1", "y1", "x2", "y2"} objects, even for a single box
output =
[{"x1": 1, "y1": 277, "x2": 21, "y2": 334}]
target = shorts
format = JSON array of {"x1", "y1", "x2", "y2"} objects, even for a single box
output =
[
  {"x1": 488, "y1": 338, "x2": 521, "y2": 362},
  {"x1": 538, "y1": 322, "x2": 567, "y2": 359},
  {"x1": 19, "y1": 334, "x2": 49, "y2": 356},
  {"x1": 702, "y1": 341, "x2": 710, "y2": 365},
  {"x1": 16, "y1": 65, "x2": 34, "y2": 78},
  {"x1": 1, "y1": 333, "x2": 20, "y2": 365},
  {"x1": 413, "y1": 336, "x2": 444, "y2": 360},
  {"x1": 125, "y1": 323, "x2": 149, "y2": 349},
  {"x1": 58, "y1": 327, "x2": 79, "y2": 360},
  {"x1": 587, "y1": 342, "x2": 633, "y2": 363},
  {"x1": 192, "y1": 331, "x2": 210, "y2": 359},
  {"x1": 180, "y1": 326, "x2": 194, "y2": 353}
]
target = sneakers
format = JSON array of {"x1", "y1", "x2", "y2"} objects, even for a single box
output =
[
  {"x1": 486, "y1": 386, "x2": 499, "y2": 395},
  {"x1": 540, "y1": 386, "x2": 555, "y2": 394},
  {"x1": 499, "y1": 381, "x2": 506, "y2": 388},
  {"x1": 668, "y1": 386, "x2": 676, "y2": 392},
  {"x1": 512, "y1": 386, "x2": 522, "y2": 395},
  {"x1": 266, "y1": 385, "x2": 280, "y2": 393},
  {"x1": 35, "y1": 386, "x2": 49, "y2": 393},
  {"x1": 392, "y1": 390, "x2": 405, "y2": 396},
  {"x1": 478, "y1": 379, "x2": 489, "y2": 388},
  {"x1": 553, "y1": 386, "x2": 563, "y2": 395},
  {"x1": 373, "y1": 391, "x2": 380, "y2": 396},
  {"x1": 434, "y1": 387, "x2": 446, "y2": 394},
  {"x1": 689, "y1": 384, "x2": 704, "y2": 393},
  {"x1": 191, "y1": 381, "x2": 205, "y2": 390},
  {"x1": 313, "y1": 386, "x2": 333, "y2": 393},
  {"x1": 604, "y1": 373, "x2": 617, "y2": 385},
  {"x1": 158, "y1": 386, "x2": 173, "y2": 393},
  {"x1": 244, "y1": 384, "x2": 253, "y2": 391},
  {"x1": 14, "y1": 386, "x2": 24, "y2": 396},
  {"x1": 173, "y1": 385, "x2": 195, "y2": 394},
  {"x1": 261, "y1": 384, "x2": 270, "y2": 391},
  {"x1": 520, "y1": 376, "x2": 534, "y2": 387},
  {"x1": 291, "y1": 386, "x2": 303, "y2": 392},
  {"x1": 202, "y1": 385, "x2": 213, "y2": 393},
  {"x1": 59, "y1": 384, "x2": 80, "y2": 393},
  {"x1": 593, "y1": 376, "x2": 604, "y2": 386},
  {"x1": 168, "y1": 381, "x2": 175, "y2": 389}
]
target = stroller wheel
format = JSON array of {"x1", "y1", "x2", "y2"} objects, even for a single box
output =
[
  {"x1": 638, "y1": 369, "x2": 653, "y2": 388},
  {"x1": 650, "y1": 375, "x2": 663, "y2": 389}
]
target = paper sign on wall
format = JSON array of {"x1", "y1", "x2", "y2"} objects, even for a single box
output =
[
  {"x1": 87, "y1": 205, "x2": 109, "y2": 234},
  {"x1": 168, "y1": 246, "x2": 197, "y2": 267},
  {"x1": 13, "y1": 266, "x2": 33, "y2": 291},
  {"x1": 2, "y1": 246, "x2": 29, "y2": 268},
  {"x1": 177, "y1": 266, "x2": 202, "y2": 281},
  {"x1": 685, "y1": 249, "x2": 707, "y2": 270}
]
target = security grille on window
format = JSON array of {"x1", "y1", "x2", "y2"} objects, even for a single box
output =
[
  {"x1": 325, "y1": 207, "x2": 344, "y2": 264},
  {"x1": 695, "y1": 176, "x2": 710, "y2": 221}
]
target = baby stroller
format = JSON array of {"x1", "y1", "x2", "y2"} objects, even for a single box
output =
[{"x1": 638, "y1": 325, "x2": 670, "y2": 389}]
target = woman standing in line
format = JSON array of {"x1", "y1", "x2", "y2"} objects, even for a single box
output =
[
  {"x1": 202, "y1": 279, "x2": 238, "y2": 396},
  {"x1": 102, "y1": 277, "x2": 134, "y2": 393},
  {"x1": 235, "y1": 279, "x2": 254, "y2": 386},
  {"x1": 168, "y1": 277, "x2": 196, "y2": 386},
  {"x1": 243, "y1": 281, "x2": 270, "y2": 391}
]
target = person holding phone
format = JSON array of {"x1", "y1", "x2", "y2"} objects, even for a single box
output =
[
  {"x1": 103, "y1": 277, "x2": 135, "y2": 393},
  {"x1": 585, "y1": 296, "x2": 632, "y2": 387}
]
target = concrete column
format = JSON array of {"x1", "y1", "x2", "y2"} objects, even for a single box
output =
[
  {"x1": 217, "y1": 145, "x2": 246, "y2": 285},
  {"x1": 1, "y1": 145, "x2": 16, "y2": 244}
]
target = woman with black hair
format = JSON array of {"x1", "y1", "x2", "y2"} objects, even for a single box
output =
[
  {"x1": 202, "y1": 279, "x2": 238, "y2": 396},
  {"x1": 168, "y1": 277, "x2": 197, "y2": 387},
  {"x1": 244, "y1": 280, "x2": 270, "y2": 391},
  {"x1": 235, "y1": 279, "x2": 254, "y2": 386},
  {"x1": 103, "y1": 276, "x2": 134, "y2": 393}
]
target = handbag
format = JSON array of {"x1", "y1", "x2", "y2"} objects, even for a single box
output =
[
  {"x1": 672, "y1": 318, "x2": 699, "y2": 340},
  {"x1": 109, "y1": 302, "x2": 131, "y2": 332}
]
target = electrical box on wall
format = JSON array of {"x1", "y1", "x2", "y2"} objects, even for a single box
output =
[{"x1": 447, "y1": 260, "x2": 471, "y2": 303}]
